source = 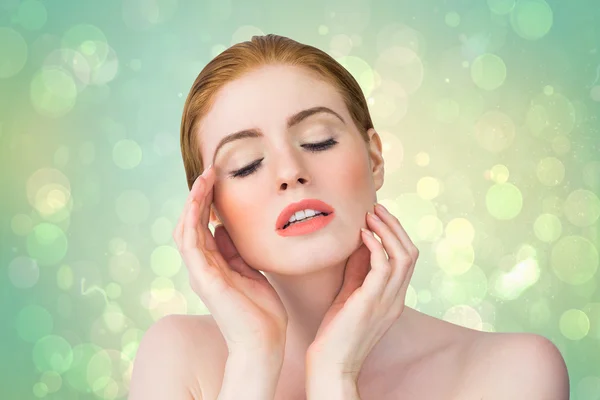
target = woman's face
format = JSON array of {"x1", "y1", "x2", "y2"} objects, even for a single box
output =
[{"x1": 197, "y1": 64, "x2": 384, "y2": 274}]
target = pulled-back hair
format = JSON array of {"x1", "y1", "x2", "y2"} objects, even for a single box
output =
[{"x1": 179, "y1": 33, "x2": 374, "y2": 190}]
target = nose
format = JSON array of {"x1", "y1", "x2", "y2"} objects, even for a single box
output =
[
  {"x1": 273, "y1": 147, "x2": 310, "y2": 191},
  {"x1": 279, "y1": 175, "x2": 308, "y2": 191}
]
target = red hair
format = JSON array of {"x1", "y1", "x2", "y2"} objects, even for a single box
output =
[{"x1": 179, "y1": 34, "x2": 374, "y2": 190}]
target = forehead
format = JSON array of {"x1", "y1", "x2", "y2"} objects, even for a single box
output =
[{"x1": 197, "y1": 65, "x2": 347, "y2": 160}]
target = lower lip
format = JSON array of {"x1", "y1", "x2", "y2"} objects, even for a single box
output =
[{"x1": 276, "y1": 213, "x2": 335, "y2": 237}]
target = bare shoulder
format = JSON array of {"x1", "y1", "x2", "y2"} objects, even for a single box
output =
[
  {"x1": 129, "y1": 314, "x2": 228, "y2": 400},
  {"x1": 455, "y1": 331, "x2": 570, "y2": 399}
]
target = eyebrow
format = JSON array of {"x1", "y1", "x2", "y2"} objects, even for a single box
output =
[{"x1": 210, "y1": 106, "x2": 345, "y2": 164}]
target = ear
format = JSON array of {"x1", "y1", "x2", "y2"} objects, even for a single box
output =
[
  {"x1": 209, "y1": 205, "x2": 222, "y2": 228},
  {"x1": 366, "y1": 128, "x2": 385, "y2": 191}
]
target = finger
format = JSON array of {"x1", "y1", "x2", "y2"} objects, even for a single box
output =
[
  {"x1": 193, "y1": 181, "x2": 219, "y2": 253},
  {"x1": 174, "y1": 174, "x2": 204, "y2": 245},
  {"x1": 183, "y1": 195, "x2": 203, "y2": 250},
  {"x1": 196, "y1": 167, "x2": 219, "y2": 251},
  {"x1": 178, "y1": 165, "x2": 214, "y2": 247},
  {"x1": 210, "y1": 224, "x2": 266, "y2": 284},
  {"x1": 374, "y1": 204, "x2": 419, "y2": 306},
  {"x1": 367, "y1": 212, "x2": 407, "y2": 264},
  {"x1": 374, "y1": 203, "x2": 419, "y2": 259},
  {"x1": 358, "y1": 228, "x2": 391, "y2": 300},
  {"x1": 367, "y1": 212, "x2": 412, "y2": 305},
  {"x1": 200, "y1": 186, "x2": 214, "y2": 228},
  {"x1": 213, "y1": 224, "x2": 240, "y2": 262},
  {"x1": 199, "y1": 167, "x2": 216, "y2": 228},
  {"x1": 336, "y1": 243, "x2": 371, "y2": 301}
]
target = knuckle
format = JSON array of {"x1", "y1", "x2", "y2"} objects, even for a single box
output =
[
  {"x1": 380, "y1": 261, "x2": 393, "y2": 275},
  {"x1": 399, "y1": 253, "x2": 413, "y2": 265},
  {"x1": 410, "y1": 247, "x2": 419, "y2": 259}
]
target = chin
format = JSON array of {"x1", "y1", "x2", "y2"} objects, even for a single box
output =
[{"x1": 283, "y1": 238, "x2": 356, "y2": 271}]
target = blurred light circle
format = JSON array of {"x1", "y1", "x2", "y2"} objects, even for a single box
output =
[
  {"x1": 536, "y1": 157, "x2": 565, "y2": 186},
  {"x1": 43, "y1": 48, "x2": 91, "y2": 90},
  {"x1": 32, "y1": 382, "x2": 48, "y2": 398},
  {"x1": 486, "y1": 182, "x2": 523, "y2": 220},
  {"x1": 61, "y1": 24, "x2": 109, "y2": 66},
  {"x1": 576, "y1": 376, "x2": 600, "y2": 400},
  {"x1": 122, "y1": 0, "x2": 181, "y2": 30},
  {"x1": 443, "y1": 304, "x2": 483, "y2": 330},
  {"x1": 337, "y1": 55, "x2": 376, "y2": 97},
  {"x1": 563, "y1": 189, "x2": 600, "y2": 227},
  {"x1": 430, "y1": 265, "x2": 488, "y2": 306},
  {"x1": 510, "y1": 0, "x2": 553, "y2": 40},
  {"x1": 487, "y1": 0, "x2": 516, "y2": 15},
  {"x1": 109, "y1": 251, "x2": 141, "y2": 284},
  {"x1": 490, "y1": 164, "x2": 509, "y2": 183},
  {"x1": 525, "y1": 92, "x2": 576, "y2": 139},
  {"x1": 416, "y1": 176, "x2": 441, "y2": 200},
  {"x1": 369, "y1": 79, "x2": 409, "y2": 124},
  {"x1": 559, "y1": 309, "x2": 590, "y2": 340},
  {"x1": 63, "y1": 343, "x2": 103, "y2": 392},
  {"x1": 150, "y1": 245, "x2": 181, "y2": 277},
  {"x1": 17, "y1": 305, "x2": 53, "y2": 343},
  {"x1": 533, "y1": 213, "x2": 562, "y2": 243},
  {"x1": 375, "y1": 46, "x2": 424, "y2": 94},
  {"x1": 590, "y1": 86, "x2": 600, "y2": 102},
  {"x1": 57, "y1": 264, "x2": 74, "y2": 291},
  {"x1": 87, "y1": 348, "x2": 131, "y2": 399},
  {"x1": 40, "y1": 370, "x2": 62, "y2": 393},
  {"x1": 551, "y1": 134, "x2": 571, "y2": 155},
  {"x1": 445, "y1": 218, "x2": 475, "y2": 247},
  {"x1": 528, "y1": 298, "x2": 552, "y2": 328},
  {"x1": 475, "y1": 110, "x2": 515, "y2": 152},
  {"x1": 471, "y1": 53, "x2": 507, "y2": 90},
  {"x1": 376, "y1": 23, "x2": 427, "y2": 56},
  {"x1": 32, "y1": 335, "x2": 73, "y2": 373},
  {"x1": 0, "y1": 27, "x2": 28, "y2": 78},
  {"x1": 8, "y1": 256, "x2": 40, "y2": 288},
  {"x1": 445, "y1": 12, "x2": 461, "y2": 27},
  {"x1": 582, "y1": 161, "x2": 600, "y2": 190},
  {"x1": 11, "y1": 213, "x2": 33, "y2": 236},
  {"x1": 434, "y1": 98, "x2": 460, "y2": 123},
  {"x1": 435, "y1": 238, "x2": 475, "y2": 276},
  {"x1": 551, "y1": 236, "x2": 598, "y2": 285},
  {"x1": 17, "y1": 0, "x2": 47, "y2": 30},
  {"x1": 26, "y1": 223, "x2": 69, "y2": 266},
  {"x1": 113, "y1": 139, "x2": 142, "y2": 170},
  {"x1": 115, "y1": 190, "x2": 150, "y2": 225},
  {"x1": 30, "y1": 66, "x2": 78, "y2": 118}
]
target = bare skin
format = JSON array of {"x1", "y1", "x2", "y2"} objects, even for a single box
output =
[
  {"x1": 173, "y1": 305, "x2": 493, "y2": 400},
  {"x1": 145, "y1": 64, "x2": 569, "y2": 400}
]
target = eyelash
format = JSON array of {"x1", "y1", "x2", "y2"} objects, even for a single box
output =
[{"x1": 230, "y1": 138, "x2": 339, "y2": 179}]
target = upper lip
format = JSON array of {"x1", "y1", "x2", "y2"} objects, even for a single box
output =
[{"x1": 276, "y1": 198, "x2": 334, "y2": 230}]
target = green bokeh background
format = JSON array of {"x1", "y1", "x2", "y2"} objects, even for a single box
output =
[{"x1": 1, "y1": 0, "x2": 600, "y2": 398}]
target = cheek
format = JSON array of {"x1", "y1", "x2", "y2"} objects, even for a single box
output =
[
  {"x1": 333, "y1": 155, "x2": 371, "y2": 193},
  {"x1": 217, "y1": 186, "x2": 267, "y2": 232}
]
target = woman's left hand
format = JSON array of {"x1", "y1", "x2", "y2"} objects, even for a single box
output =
[{"x1": 305, "y1": 203, "x2": 419, "y2": 382}]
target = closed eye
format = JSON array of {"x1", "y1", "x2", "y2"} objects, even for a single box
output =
[{"x1": 229, "y1": 138, "x2": 339, "y2": 179}]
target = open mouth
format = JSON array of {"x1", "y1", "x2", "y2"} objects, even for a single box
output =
[{"x1": 282, "y1": 212, "x2": 330, "y2": 230}]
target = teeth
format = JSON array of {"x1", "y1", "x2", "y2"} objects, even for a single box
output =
[
  {"x1": 289, "y1": 209, "x2": 316, "y2": 223},
  {"x1": 283, "y1": 208, "x2": 327, "y2": 229}
]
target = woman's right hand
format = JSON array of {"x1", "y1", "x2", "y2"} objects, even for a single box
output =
[{"x1": 173, "y1": 164, "x2": 289, "y2": 355}]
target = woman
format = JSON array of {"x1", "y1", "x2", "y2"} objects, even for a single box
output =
[{"x1": 129, "y1": 34, "x2": 569, "y2": 400}]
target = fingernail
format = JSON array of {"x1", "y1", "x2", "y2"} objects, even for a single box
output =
[
  {"x1": 361, "y1": 228, "x2": 373, "y2": 236},
  {"x1": 374, "y1": 203, "x2": 385, "y2": 213},
  {"x1": 368, "y1": 211, "x2": 381, "y2": 222}
]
